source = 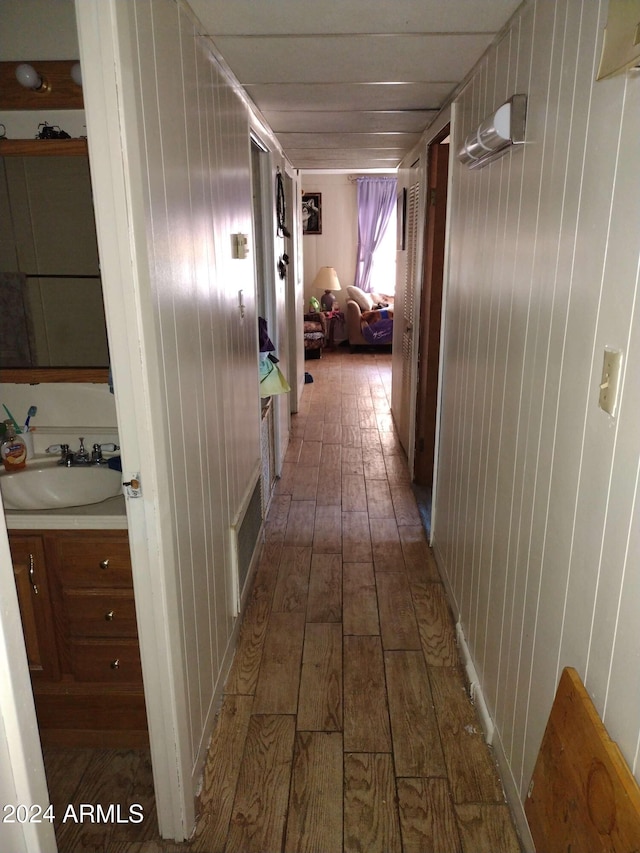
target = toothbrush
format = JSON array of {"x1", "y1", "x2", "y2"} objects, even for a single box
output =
[
  {"x1": 2, "y1": 404, "x2": 21, "y2": 433},
  {"x1": 24, "y1": 405, "x2": 37, "y2": 431}
]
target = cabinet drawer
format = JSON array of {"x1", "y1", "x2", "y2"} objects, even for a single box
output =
[
  {"x1": 63, "y1": 589, "x2": 138, "y2": 638},
  {"x1": 69, "y1": 639, "x2": 142, "y2": 684},
  {"x1": 57, "y1": 536, "x2": 132, "y2": 588}
]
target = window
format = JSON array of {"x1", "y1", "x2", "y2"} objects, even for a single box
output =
[{"x1": 369, "y1": 205, "x2": 396, "y2": 295}]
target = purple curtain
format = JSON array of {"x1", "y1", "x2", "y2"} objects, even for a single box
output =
[{"x1": 353, "y1": 176, "x2": 397, "y2": 292}]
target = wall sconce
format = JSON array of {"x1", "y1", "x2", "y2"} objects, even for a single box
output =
[
  {"x1": 457, "y1": 94, "x2": 527, "y2": 170},
  {"x1": 15, "y1": 63, "x2": 51, "y2": 93},
  {"x1": 1, "y1": 60, "x2": 84, "y2": 110},
  {"x1": 597, "y1": 0, "x2": 640, "y2": 79},
  {"x1": 313, "y1": 266, "x2": 341, "y2": 311},
  {"x1": 71, "y1": 62, "x2": 82, "y2": 86}
]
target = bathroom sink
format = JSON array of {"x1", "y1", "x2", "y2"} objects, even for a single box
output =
[{"x1": 0, "y1": 457, "x2": 122, "y2": 511}]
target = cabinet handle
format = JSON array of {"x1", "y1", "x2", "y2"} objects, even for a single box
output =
[
  {"x1": 99, "y1": 559, "x2": 109, "y2": 570},
  {"x1": 28, "y1": 554, "x2": 39, "y2": 595},
  {"x1": 105, "y1": 610, "x2": 114, "y2": 621},
  {"x1": 110, "y1": 659, "x2": 120, "y2": 670}
]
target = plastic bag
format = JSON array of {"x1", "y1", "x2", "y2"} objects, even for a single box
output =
[{"x1": 259, "y1": 355, "x2": 291, "y2": 397}]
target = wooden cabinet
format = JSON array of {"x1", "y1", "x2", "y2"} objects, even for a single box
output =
[
  {"x1": 8, "y1": 528, "x2": 148, "y2": 748},
  {"x1": 9, "y1": 535, "x2": 60, "y2": 681}
]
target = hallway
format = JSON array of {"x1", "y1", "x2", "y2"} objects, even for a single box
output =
[
  {"x1": 43, "y1": 350, "x2": 522, "y2": 853},
  {"x1": 187, "y1": 349, "x2": 521, "y2": 852}
]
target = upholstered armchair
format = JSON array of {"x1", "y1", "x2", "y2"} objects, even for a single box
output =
[{"x1": 303, "y1": 312, "x2": 327, "y2": 359}]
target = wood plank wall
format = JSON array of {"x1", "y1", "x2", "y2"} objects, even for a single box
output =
[
  {"x1": 433, "y1": 0, "x2": 640, "y2": 809},
  {"x1": 121, "y1": 0, "x2": 285, "y2": 783}
]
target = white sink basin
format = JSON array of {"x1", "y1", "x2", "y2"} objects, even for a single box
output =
[{"x1": 0, "y1": 457, "x2": 122, "y2": 511}]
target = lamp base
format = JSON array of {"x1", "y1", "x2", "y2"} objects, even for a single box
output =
[{"x1": 320, "y1": 291, "x2": 337, "y2": 312}]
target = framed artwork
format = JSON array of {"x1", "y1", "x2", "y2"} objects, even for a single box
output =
[
  {"x1": 302, "y1": 192, "x2": 322, "y2": 234},
  {"x1": 397, "y1": 187, "x2": 407, "y2": 250}
]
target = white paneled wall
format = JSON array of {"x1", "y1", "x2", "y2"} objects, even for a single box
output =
[
  {"x1": 433, "y1": 0, "x2": 640, "y2": 811},
  {"x1": 117, "y1": 0, "x2": 272, "y2": 783}
]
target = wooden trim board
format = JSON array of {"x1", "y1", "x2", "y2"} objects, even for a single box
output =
[{"x1": 525, "y1": 667, "x2": 640, "y2": 852}]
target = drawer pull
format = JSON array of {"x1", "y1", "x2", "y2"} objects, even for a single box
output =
[
  {"x1": 105, "y1": 610, "x2": 115, "y2": 621},
  {"x1": 110, "y1": 659, "x2": 120, "y2": 670},
  {"x1": 28, "y1": 554, "x2": 39, "y2": 595},
  {"x1": 99, "y1": 559, "x2": 110, "y2": 570}
]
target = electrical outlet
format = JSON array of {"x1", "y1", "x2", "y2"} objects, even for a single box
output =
[{"x1": 599, "y1": 348, "x2": 623, "y2": 416}]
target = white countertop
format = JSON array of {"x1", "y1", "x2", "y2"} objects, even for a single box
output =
[{"x1": 5, "y1": 495, "x2": 127, "y2": 530}]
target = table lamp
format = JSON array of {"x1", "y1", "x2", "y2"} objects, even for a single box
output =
[{"x1": 313, "y1": 266, "x2": 341, "y2": 311}]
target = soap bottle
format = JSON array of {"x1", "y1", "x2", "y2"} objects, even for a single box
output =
[{"x1": 1, "y1": 419, "x2": 27, "y2": 471}]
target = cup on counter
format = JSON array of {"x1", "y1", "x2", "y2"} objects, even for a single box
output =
[{"x1": 22, "y1": 428, "x2": 35, "y2": 459}]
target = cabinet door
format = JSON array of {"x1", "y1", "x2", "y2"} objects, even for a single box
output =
[{"x1": 9, "y1": 535, "x2": 60, "y2": 681}]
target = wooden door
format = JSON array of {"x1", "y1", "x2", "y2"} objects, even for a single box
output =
[
  {"x1": 9, "y1": 534, "x2": 60, "y2": 681},
  {"x1": 396, "y1": 174, "x2": 421, "y2": 453},
  {"x1": 414, "y1": 132, "x2": 449, "y2": 487}
]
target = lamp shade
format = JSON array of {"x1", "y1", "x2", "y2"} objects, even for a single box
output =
[
  {"x1": 313, "y1": 266, "x2": 341, "y2": 311},
  {"x1": 312, "y1": 266, "x2": 341, "y2": 292}
]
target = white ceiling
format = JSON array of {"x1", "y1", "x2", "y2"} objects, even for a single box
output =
[{"x1": 188, "y1": 0, "x2": 523, "y2": 170}]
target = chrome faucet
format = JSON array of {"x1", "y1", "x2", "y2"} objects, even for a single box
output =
[
  {"x1": 46, "y1": 439, "x2": 120, "y2": 466},
  {"x1": 74, "y1": 437, "x2": 91, "y2": 464}
]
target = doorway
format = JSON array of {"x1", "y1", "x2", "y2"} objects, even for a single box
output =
[
  {"x1": 413, "y1": 127, "x2": 450, "y2": 535},
  {"x1": 251, "y1": 137, "x2": 281, "y2": 521}
]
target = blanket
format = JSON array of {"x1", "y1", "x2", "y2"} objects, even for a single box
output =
[{"x1": 361, "y1": 307, "x2": 394, "y2": 345}]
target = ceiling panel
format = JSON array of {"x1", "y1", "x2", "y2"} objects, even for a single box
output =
[
  {"x1": 186, "y1": 0, "x2": 524, "y2": 169},
  {"x1": 210, "y1": 34, "x2": 494, "y2": 84},
  {"x1": 190, "y1": 0, "x2": 522, "y2": 36},
  {"x1": 263, "y1": 111, "x2": 436, "y2": 133},
  {"x1": 294, "y1": 149, "x2": 405, "y2": 169},
  {"x1": 244, "y1": 83, "x2": 453, "y2": 112},
  {"x1": 277, "y1": 132, "x2": 421, "y2": 150}
]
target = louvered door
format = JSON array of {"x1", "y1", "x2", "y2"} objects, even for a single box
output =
[{"x1": 397, "y1": 177, "x2": 420, "y2": 452}]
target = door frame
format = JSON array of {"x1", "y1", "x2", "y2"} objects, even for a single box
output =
[
  {"x1": 0, "y1": 517, "x2": 56, "y2": 853},
  {"x1": 414, "y1": 126, "x2": 450, "y2": 493},
  {"x1": 76, "y1": 1, "x2": 193, "y2": 839}
]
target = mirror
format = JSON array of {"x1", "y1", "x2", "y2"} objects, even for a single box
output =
[{"x1": 0, "y1": 140, "x2": 109, "y2": 383}]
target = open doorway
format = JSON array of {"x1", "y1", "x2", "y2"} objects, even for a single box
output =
[
  {"x1": 251, "y1": 136, "x2": 281, "y2": 521},
  {"x1": 413, "y1": 127, "x2": 450, "y2": 536}
]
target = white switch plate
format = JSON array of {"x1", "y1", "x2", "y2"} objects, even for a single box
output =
[
  {"x1": 599, "y1": 348, "x2": 623, "y2": 416},
  {"x1": 231, "y1": 233, "x2": 249, "y2": 259}
]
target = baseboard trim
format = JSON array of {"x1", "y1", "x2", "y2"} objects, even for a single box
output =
[
  {"x1": 455, "y1": 622, "x2": 495, "y2": 744},
  {"x1": 432, "y1": 541, "x2": 535, "y2": 852}
]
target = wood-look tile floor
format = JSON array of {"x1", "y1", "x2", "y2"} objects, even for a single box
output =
[{"x1": 44, "y1": 350, "x2": 522, "y2": 853}]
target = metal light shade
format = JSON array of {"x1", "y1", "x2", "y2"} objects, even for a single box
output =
[
  {"x1": 458, "y1": 94, "x2": 527, "y2": 169},
  {"x1": 313, "y1": 266, "x2": 341, "y2": 311}
]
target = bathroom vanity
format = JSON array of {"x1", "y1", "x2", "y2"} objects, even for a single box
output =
[{"x1": 7, "y1": 500, "x2": 148, "y2": 748}]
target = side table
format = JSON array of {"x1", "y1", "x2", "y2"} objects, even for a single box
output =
[{"x1": 323, "y1": 310, "x2": 346, "y2": 349}]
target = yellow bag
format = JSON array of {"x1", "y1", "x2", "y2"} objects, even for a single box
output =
[{"x1": 259, "y1": 357, "x2": 291, "y2": 397}]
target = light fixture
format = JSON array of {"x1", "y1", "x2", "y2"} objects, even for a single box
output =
[
  {"x1": 14, "y1": 62, "x2": 51, "y2": 93},
  {"x1": 457, "y1": 94, "x2": 527, "y2": 170},
  {"x1": 597, "y1": 0, "x2": 640, "y2": 79},
  {"x1": 313, "y1": 266, "x2": 341, "y2": 311},
  {"x1": 70, "y1": 62, "x2": 82, "y2": 86}
]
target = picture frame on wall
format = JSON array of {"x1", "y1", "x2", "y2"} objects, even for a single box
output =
[{"x1": 302, "y1": 192, "x2": 322, "y2": 234}]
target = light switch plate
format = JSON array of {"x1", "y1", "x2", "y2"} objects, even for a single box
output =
[
  {"x1": 231, "y1": 233, "x2": 249, "y2": 259},
  {"x1": 599, "y1": 348, "x2": 623, "y2": 416}
]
